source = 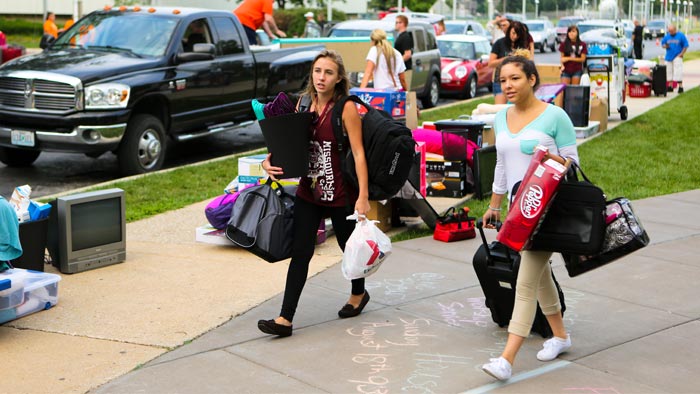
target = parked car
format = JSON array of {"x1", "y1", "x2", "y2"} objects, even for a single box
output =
[
  {"x1": 577, "y1": 19, "x2": 625, "y2": 36},
  {"x1": 525, "y1": 19, "x2": 557, "y2": 53},
  {"x1": 644, "y1": 19, "x2": 667, "y2": 39},
  {"x1": 580, "y1": 28, "x2": 633, "y2": 58},
  {"x1": 0, "y1": 7, "x2": 322, "y2": 175},
  {"x1": 555, "y1": 16, "x2": 586, "y2": 44},
  {"x1": 503, "y1": 13, "x2": 526, "y2": 22},
  {"x1": 436, "y1": 34, "x2": 493, "y2": 99},
  {"x1": 444, "y1": 20, "x2": 491, "y2": 41},
  {"x1": 327, "y1": 19, "x2": 442, "y2": 108}
]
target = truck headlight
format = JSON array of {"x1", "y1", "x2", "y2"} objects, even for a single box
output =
[{"x1": 85, "y1": 83, "x2": 130, "y2": 109}]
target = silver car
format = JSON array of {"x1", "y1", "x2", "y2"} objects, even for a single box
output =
[{"x1": 525, "y1": 20, "x2": 557, "y2": 53}]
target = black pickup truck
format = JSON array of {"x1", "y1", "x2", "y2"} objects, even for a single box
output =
[{"x1": 0, "y1": 7, "x2": 322, "y2": 175}]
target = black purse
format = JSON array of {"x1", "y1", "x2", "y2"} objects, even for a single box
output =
[
  {"x1": 528, "y1": 162, "x2": 607, "y2": 255},
  {"x1": 562, "y1": 197, "x2": 650, "y2": 277}
]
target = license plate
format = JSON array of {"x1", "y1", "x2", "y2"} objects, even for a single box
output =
[{"x1": 11, "y1": 130, "x2": 35, "y2": 147}]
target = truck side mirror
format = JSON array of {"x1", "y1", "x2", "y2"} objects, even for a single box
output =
[{"x1": 176, "y1": 43, "x2": 215, "y2": 63}]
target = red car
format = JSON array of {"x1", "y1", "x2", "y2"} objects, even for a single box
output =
[
  {"x1": 436, "y1": 34, "x2": 494, "y2": 99},
  {"x1": 0, "y1": 31, "x2": 26, "y2": 65}
]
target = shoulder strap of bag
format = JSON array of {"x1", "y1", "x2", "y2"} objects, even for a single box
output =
[{"x1": 299, "y1": 94, "x2": 312, "y2": 113}]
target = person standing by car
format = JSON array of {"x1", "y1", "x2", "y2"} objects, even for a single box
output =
[
  {"x1": 258, "y1": 50, "x2": 371, "y2": 338},
  {"x1": 360, "y1": 29, "x2": 408, "y2": 91},
  {"x1": 632, "y1": 19, "x2": 644, "y2": 59},
  {"x1": 489, "y1": 21, "x2": 533, "y2": 104},
  {"x1": 662, "y1": 24, "x2": 689, "y2": 93},
  {"x1": 481, "y1": 55, "x2": 578, "y2": 381},
  {"x1": 394, "y1": 15, "x2": 413, "y2": 71},
  {"x1": 559, "y1": 25, "x2": 587, "y2": 85},
  {"x1": 234, "y1": 0, "x2": 286, "y2": 45},
  {"x1": 487, "y1": 14, "x2": 506, "y2": 44},
  {"x1": 43, "y1": 12, "x2": 60, "y2": 38},
  {"x1": 302, "y1": 12, "x2": 321, "y2": 38}
]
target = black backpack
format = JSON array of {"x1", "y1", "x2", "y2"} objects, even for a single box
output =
[{"x1": 331, "y1": 95, "x2": 416, "y2": 201}]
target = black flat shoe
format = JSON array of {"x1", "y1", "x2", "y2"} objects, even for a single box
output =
[
  {"x1": 257, "y1": 319, "x2": 293, "y2": 337},
  {"x1": 338, "y1": 291, "x2": 370, "y2": 318}
]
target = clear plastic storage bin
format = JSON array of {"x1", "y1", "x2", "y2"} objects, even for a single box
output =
[{"x1": 0, "y1": 268, "x2": 61, "y2": 324}]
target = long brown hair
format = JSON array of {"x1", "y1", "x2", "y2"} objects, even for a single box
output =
[{"x1": 302, "y1": 49, "x2": 349, "y2": 103}]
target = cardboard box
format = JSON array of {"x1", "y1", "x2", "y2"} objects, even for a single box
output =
[
  {"x1": 482, "y1": 127, "x2": 495, "y2": 147},
  {"x1": 349, "y1": 88, "x2": 406, "y2": 117},
  {"x1": 238, "y1": 154, "x2": 268, "y2": 177},
  {"x1": 536, "y1": 64, "x2": 563, "y2": 84},
  {"x1": 367, "y1": 200, "x2": 392, "y2": 232},
  {"x1": 589, "y1": 97, "x2": 608, "y2": 132},
  {"x1": 405, "y1": 91, "x2": 418, "y2": 130}
]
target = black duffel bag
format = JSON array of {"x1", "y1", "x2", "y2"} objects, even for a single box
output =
[
  {"x1": 528, "y1": 162, "x2": 607, "y2": 255},
  {"x1": 226, "y1": 180, "x2": 295, "y2": 263}
]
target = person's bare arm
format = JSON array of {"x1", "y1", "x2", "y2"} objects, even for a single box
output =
[
  {"x1": 263, "y1": 13, "x2": 286, "y2": 38},
  {"x1": 360, "y1": 59, "x2": 375, "y2": 88},
  {"x1": 343, "y1": 102, "x2": 370, "y2": 217}
]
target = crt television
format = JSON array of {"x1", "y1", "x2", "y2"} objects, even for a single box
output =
[{"x1": 47, "y1": 188, "x2": 126, "y2": 274}]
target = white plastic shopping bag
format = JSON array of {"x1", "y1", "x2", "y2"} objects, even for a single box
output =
[{"x1": 341, "y1": 212, "x2": 392, "y2": 280}]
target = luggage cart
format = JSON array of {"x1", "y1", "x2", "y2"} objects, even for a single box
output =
[{"x1": 586, "y1": 55, "x2": 628, "y2": 120}]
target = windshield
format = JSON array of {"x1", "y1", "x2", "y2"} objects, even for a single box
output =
[
  {"x1": 437, "y1": 40, "x2": 476, "y2": 59},
  {"x1": 648, "y1": 20, "x2": 665, "y2": 28},
  {"x1": 53, "y1": 12, "x2": 179, "y2": 57},
  {"x1": 328, "y1": 28, "x2": 373, "y2": 37},
  {"x1": 527, "y1": 22, "x2": 545, "y2": 32},
  {"x1": 557, "y1": 18, "x2": 581, "y2": 27},
  {"x1": 445, "y1": 23, "x2": 464, "y2": 35},
  {"x1": 578, "y1": 24, "x2": 613, "y2": 35}
]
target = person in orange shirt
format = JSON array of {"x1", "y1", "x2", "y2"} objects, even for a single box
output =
[
  {"x1": 43, "y1": 12, "x2": 59, "y2": 38},
  {"x1": 63, "y1": 18, "x2": 75, "y2": 31},
  {"x1": 234, "y1": 0, "x2": 286, "y2": 45}
]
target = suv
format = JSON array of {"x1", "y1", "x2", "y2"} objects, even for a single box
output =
[
  {"x1": 556, "y1": 16, "x2": 586, "y2": 43},
  {"x1": 327, "y1": 19, "x2": 442, "y2": 108},
  {"x1": 525, "y1": 19, "x2": 557, "y2": 52},
  {"x1": 644, "y1": 19, "x2": 667, "y2": 39}
]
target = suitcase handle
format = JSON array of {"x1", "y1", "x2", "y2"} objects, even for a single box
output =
[{"x1": 476, "y1": 218, "x2": 504, "y2": 261}]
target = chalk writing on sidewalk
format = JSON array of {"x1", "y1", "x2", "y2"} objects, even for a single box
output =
[
  {"x1": 402, "y1": 352, "x2": 473, "y2": 393},
  {"x1": 366, "y1": 273, "x2": 446, "y2": 302},
  {"x1": 437, "y1": 297, "x2": 491, "y2": 327}
]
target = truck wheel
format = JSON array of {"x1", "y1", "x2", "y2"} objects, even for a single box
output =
[
  {"x1": 0, "y1": 147, "x2": 41, "y2": 167},
  {"x1": 421, "y1": 75, "x2": 440, "y2": 109},
  {"x1": 118, "y1": 114, "x2": 167, "y2": 176},
  {"x1": 462, "y1": 74, "x2": 477, "y2": 99},
  {"x1": 540, "y1": 41, "x2": 547, "y2": 53},
  {"x1": 550, "y1": 41, "x2": 556, "y2": 52}
]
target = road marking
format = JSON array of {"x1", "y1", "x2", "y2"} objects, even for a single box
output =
[{"x1": 462, "y1": 360, "x2": 571, "y2": 394}]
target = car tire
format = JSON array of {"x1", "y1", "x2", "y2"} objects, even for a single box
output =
[
  {"x1": 0, "y1": 147, "x2": 41, "y2": 167},
  {"x1": 619, "y1": 105, "x2": 628, "y2": 120},
  {"x1": 118, "y1": 114, "x2": 167, "y2": 176},
  {"x1": 462, "y1": 74, "x2": 477, "y2": 99},
  {"x1": 541, "y1": 40, "x2": 547, "y2": 53},
  {"x1": 550, "y1": 41, "x2": 556, "y2": 52},
  {"x1": 421, "y1": 75, "x2": 440, "y2": 109}
]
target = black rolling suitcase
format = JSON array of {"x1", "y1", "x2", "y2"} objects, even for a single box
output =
[
  {"x1": 472, "y1": 219, "x2": 565, "y2": 338},
  {"x1": 652, "y1": 64, "x2": 667, "y2": 96}
]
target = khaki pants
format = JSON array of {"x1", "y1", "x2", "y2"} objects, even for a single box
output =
[{"x1": 508, "y1": 250, "x2": 562, "y2": 337}]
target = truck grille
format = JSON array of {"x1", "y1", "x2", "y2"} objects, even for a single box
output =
[{"x1": 0, "y1": 75, "x2": 79, "y2": 113}]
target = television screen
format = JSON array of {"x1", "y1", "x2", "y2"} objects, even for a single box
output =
[
  {"x1": 47, "y1": 188, "x2": 126, "y2": 274},
  {"x1": 71, "y1": 198, "x2": 122, "y2": 251}
]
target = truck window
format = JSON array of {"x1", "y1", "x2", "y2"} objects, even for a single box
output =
[
  {"x1": 183, "y1": 18, "x2": 211, "y2": 52},
  {"x1": 413, "y1": 30, "x2": 426, "y2": 52},
  {"x1": 213, "y1": 17, "x2": 244, "y2": 55}
]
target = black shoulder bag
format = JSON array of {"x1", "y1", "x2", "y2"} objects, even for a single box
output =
[{"x1": 528, "y1": 162, "x2": 607, "y2": 255}]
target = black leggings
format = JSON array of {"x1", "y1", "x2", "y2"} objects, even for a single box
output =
[{"x1": 280, "y1": 197, "x2": 365, "y2": 322}]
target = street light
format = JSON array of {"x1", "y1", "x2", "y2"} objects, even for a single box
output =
[
  {"x1": 535, "y1": 0, "x2": 539, "y2": 17},
  {"x1": 683, "y1": 0, "x2": 688, "y2": 31},
  {"x1": 690, "y1": 2, "x2": 694, "y2": 29}
]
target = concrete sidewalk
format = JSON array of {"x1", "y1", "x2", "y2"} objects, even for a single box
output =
[{"x1": 1, "y1": 60, "x2": 699, "y2": 394}]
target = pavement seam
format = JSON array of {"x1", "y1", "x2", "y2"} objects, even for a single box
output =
[{"x1": 460, "y1": 360, "x2": 570, "y2": 393}]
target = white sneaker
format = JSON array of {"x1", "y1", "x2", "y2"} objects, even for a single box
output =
[
  {"x1": 537, "y1": 335, "x2": 571, "y2": 361},
  {"x1": 482, "y1": 356, "x2": 512, "y2": 380}
]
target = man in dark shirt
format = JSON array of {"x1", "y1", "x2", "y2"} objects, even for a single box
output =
[
  {"x1": 394, "y1": 15, "x2": 413, "y2": 70},
  {"x1": 632, "y1": 20, "x2": 644, "y2": 59}
]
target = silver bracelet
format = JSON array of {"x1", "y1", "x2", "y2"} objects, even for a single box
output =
[{"x1": 488, "y1": 206, "x2": 501, "y2": 211}]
